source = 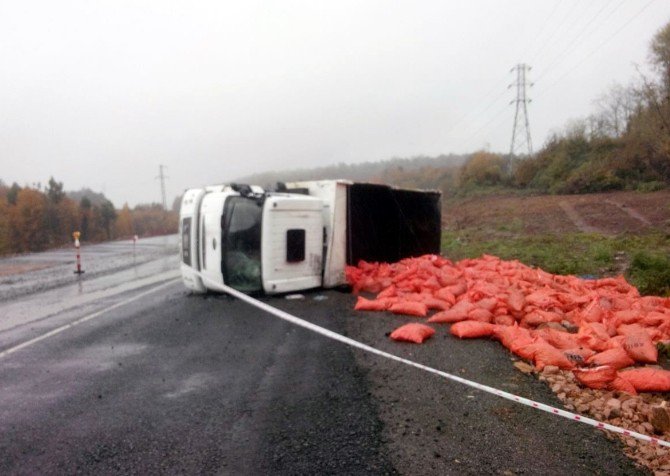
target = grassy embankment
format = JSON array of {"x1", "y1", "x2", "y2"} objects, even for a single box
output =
[{"x1": 441, "y1": 220, "x2": 670, "y2": 297}]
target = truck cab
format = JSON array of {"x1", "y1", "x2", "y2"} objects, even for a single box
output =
[{"x1": 179, "y1": 185, "x2": 324, "y2": 294}]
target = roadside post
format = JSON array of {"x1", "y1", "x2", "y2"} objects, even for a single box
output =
[
  {"x1": 73, "y1": 231, "x2": 84, "y2": 275},
  {"x1": 132, "y1": 234, "x2": 138, "y2": 264}
]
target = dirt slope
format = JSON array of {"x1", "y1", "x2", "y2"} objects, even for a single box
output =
[{"x1": 444, "y1": 190, "x2": 670, "y2": 236}]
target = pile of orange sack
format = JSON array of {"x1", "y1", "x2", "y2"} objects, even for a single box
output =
[{"x1": 346, "y1": 254, "x2": 670, "y2": 395}]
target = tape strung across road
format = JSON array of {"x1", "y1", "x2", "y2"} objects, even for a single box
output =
[
  {"x1": 199, "y1": 274, "x2": 670, "y2": 448},
  {"x1": 0, "y1": 278, "x2": 179, "y2": 360}
]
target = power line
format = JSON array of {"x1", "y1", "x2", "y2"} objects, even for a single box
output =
[
  {"x1": 536, "y1": 0, "x2": 657, "y2": 96},
  {"x1": 441, "y1": 78, "x2": 510, "y2": 142},
  {"x1": 527, "y1": 0, "x2": 585, "y2": 65},
  {"x1": 517, "y1": 0, "x2": 562, "y2": 61},
  {"x1": 533, "y1": 0, "x2": 625, "y2": 84},
  {"x1": 460, "y1": 101, "x2": 510, "y2": 151}
]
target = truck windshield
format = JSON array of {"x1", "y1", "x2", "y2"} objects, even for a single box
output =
[{"x1": 222, "y1": 196, "x2": 262, "y2": 293}]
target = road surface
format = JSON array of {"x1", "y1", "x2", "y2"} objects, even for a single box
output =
[{"x1": 0, "y1": 236, "x2": 644, "y2": 474}]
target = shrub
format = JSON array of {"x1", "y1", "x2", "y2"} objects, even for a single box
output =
[{"x1": 628, "y1": 251, "x2": 670, "y2": 296}]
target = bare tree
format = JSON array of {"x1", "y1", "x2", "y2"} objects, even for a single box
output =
[{"x1": 593, "y1": 83, "x2": 637, "y2": 137}]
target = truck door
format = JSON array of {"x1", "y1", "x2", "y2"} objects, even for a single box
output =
[{"x1": 261, "y1": 195, "x2": 324, "y2": 294}]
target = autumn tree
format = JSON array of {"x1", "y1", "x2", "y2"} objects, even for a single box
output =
[
  {"x1": 0, "y1": 196, "x2": 9, "y2": 254},
  {"x1": 46, "y1": 177, "x2": 65, "y2": 204},
  {"x1": 114, "y1": 204, "x2": 134, "y2": 237},
  {"x1": 7, "y1": 183, "x2": 21, "y2": 205},
  {"x1": 621, "y1": 21, "x2": 670, "y2": 184},
  {"x1": 459, "y1": 151, "x2": 506, "y2": 188},
  {"x1": 9, "y1": 188, "x2": 49, "y2": 252},
  {"x1": 79, "y1": 196, "x2": 92, "y2": 240},
  {"x1": 650, "y1": 21, "x2": 670, "y2": 95},
  {"x1": 131, "y1": 203, "x2": 178, "y2": 237},
  {"x1": 99, "y1": 200, "x2": 117, "y2": 239}
]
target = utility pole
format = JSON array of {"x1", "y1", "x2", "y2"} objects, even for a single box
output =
[
  {"x1": 508, "y1": 63, "x2": 533, "y2": 173},
  {"x1": 156, "y1": 164, "x2": 168, "y2": 210}
]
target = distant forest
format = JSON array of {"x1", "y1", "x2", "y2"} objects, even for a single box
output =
[
  {"x1": 235, "y1": 154, "x2": 467, "y2": 191},
  {"x1": 0, "y1": 178, "x2": 177, "y2": 255}
]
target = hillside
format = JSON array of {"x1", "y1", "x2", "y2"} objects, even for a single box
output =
[
  {"x1": 444, "y1": 190, "x2": 670, "y2": 236},
  {"x1": 442, "y1": 190, "x2": 670, "y2": 295}
]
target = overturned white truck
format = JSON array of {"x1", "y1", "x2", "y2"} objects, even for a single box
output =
[{"x1": 179, "y1": 180, "x2": 441, "y2": 294}]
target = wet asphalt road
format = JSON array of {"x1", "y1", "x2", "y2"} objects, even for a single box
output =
[
  {"x1": 0, "y1": 285, "x2": 393, "y2": 474},
  {"x1": 0, "y1": 238, "x2": 646, "y2": 474}
]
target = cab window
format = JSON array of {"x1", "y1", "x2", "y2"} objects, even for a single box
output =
[{"x1": 222, "y1": 197, "x2": 262, "y2": 293}]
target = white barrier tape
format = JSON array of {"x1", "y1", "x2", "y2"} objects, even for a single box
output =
[{"x1": 199, "y1": 274, "x2": 670, "y2": 448}]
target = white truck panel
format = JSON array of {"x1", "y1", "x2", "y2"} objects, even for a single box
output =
[
  {"x1": 261, "y1": 195, "x2": 324, "y2": 294},
  {"x1": 286, "y1": 180, "x2": 350, "y2": 287},
  {"x1": 198, "y1": 191, "x2": 231, "y2": 288}
]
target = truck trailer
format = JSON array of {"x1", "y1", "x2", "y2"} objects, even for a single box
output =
[{"x1": 179, "y1": 180, "x2": 441, "y2": 294}]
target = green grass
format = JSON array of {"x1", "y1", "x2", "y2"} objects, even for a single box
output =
[{"x1": 441, "y1": 230, "x2": 670, "y2": 296}]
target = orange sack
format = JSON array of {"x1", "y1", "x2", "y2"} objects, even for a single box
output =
[
  {"x1": 428, "y1": 300, "x2": 473, "y2": 323},
  {"x1": 468, "y1": 308, "x2": 493, "y2": 323},
  {"x1": 573, "y1": 366, "x2": 617, "y2": 390},
  {"x1": 587, "y1": 347, "x2": 635, "y2": 370},
  {"x1": 506, "y1": 290, "x2": 525, "y2": 313},
  {"x1": 450, "y1": 321, "x2": 496, "y2": 339},
  {"x1": 623, "y1": 332, "x2": 658, "y2": 364},
  {"x1": 494, "y1": 325, "x2": 535, "y2": 353},
  {"x1": 533, "y1": 328, "x2": 580, "y2": 350},
  {"x1": 389, "y1": 301, "x2": 428, "y2": 317},
  {"x1": 609, "y1": 377, "x2": 638, "y2": 395},
  {"x1": 563, "y1": 347, "x2": 596, "y2": 366},
  {"x1": 354, "y1": 296, "x2": 390, "y2": 312},
  {"x1": 494, "y1": 314, "x2": 516, "y2": 326},
  {"x1": 511, "y1": 340, "x2": 542, "y2": 361},
  {"x1": 618, "y1": 368, "x2": 670, "y2": 392},
  {"x1": 390, "y1": 323, "x2": 435, "y2": 344},
  {"x1": 531, "y1": 342, "x2": 575, "y2": 371},
  {"x1": 421, "y1": 296, "x2": 451, "y2": 311},
  {"x1": 434, "y1": 288, "x2": 456, "y2": 305}
]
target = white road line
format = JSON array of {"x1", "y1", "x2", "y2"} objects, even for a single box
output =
[
  {"x1": 0, "y1": 278, "x2": 179, "y2": 360},
  {"x1": 199, "y1": 274, "x2": 670, "y2": 448}
]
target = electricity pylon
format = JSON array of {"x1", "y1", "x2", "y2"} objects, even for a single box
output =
[
  {"x1": 156, "y1": 164, "x2": 168, "y2": 210},
  {"x1": 508, "y1": 63, "x2": 533, "y2": 172}
]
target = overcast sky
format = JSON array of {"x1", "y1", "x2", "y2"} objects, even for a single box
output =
[{"x1": 1, "y1": 0, "x2": 669, "y2": 207}]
